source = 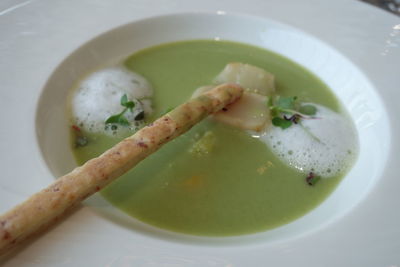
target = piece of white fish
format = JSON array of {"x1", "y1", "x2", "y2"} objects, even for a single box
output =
[
  {"x1": 214, "y1": 92, "x2": 270, "y2": 132},
  {"x1": 214, "y1": 62, "x2": 275, "y2": 96},
  {"x1": 191, "y1": 63, "x2": 276, "y2": 132},
  {"x1": 192, "y1": 86, "x2": 271, "y2": 132}
]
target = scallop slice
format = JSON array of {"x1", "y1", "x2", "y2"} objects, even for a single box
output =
[
  {"x1": 191, "y1": 87, "x2": 270, "y2": 132},
  {"x1": 214, "y1": 63, "x2": 275, "y2": 96},
  {"x1": 214, "y1": 92, "x2": 270, "y2": 132}
]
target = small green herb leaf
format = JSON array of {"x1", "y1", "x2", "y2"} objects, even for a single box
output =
[
  {"x1": 269, "y1": 95, "x2": 320, "y2": 130},
  {"x1": 299, "y1": 104, "x2": 317, "y2": 116},
  {"x1": 276, "y1": 96, "x2": 297, "y2": 110},
  {"x1": 120, "y1": 94, "x2": 135, "y2": 110},
  {"x1": 105, "y1": 113, "x2": 130, "y2": 126},
  {"x1": 272, "y1": 117, "x2": 293, "y2": 129},
  {"x1": 126, "y1": 101, "x2": 135, "y2": 111},
  {"x1": 120, "y1": 94, "x2": 128, "y2": 106},
  {"x1": 105, "y1": 94, "x2": 138, "y2": 126}
]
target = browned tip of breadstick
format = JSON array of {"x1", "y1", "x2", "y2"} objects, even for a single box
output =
[{"x1": 0, "y1": 83, "x2": 243, "y2": 256}]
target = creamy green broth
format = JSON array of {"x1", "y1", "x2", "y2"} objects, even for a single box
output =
[{"x1": 72, "y1": 40, "x2": 347, "y2": 236}]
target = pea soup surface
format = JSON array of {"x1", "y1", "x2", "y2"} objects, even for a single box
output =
[{"x1": 71, "y1": 40, "x2": 354, "y2": 236}]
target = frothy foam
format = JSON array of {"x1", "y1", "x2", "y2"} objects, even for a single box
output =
[
  {"x1": 260, "y1": 104, "x2": 358, "y2": 177},
  {"x1": 71, "y1": 67, "x2": 153, "y2": 135}
]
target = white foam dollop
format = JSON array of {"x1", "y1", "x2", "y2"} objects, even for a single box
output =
[
  {"x1": 70, "y1": 66, "x2": 153, "y2": 135},
  {"x1": 260, "y1": 104, "x2": 358, "y2": 177}
]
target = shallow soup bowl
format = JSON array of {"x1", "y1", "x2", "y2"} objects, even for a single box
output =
[{"x1": 11, "y1": 11, "x2": 392, "y2": 262}]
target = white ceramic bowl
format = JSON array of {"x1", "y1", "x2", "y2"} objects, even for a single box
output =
[
  {"x1": 36, "y1": 12, "x2": 390, "y2": 245},
  {"x1": 1, "y1": 1, "x2": 399, "y2": 266}
]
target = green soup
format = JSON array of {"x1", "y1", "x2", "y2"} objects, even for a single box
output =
[{"x1": 71, "y1": 40, "x2": 350, "y2": 236}]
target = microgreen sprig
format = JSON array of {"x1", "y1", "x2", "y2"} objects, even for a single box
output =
[
  {"x1": 105, "y1": 94, "x2": 136, "y2": 126},
  {"x1": 268, "y1": 96, "x2": 318, "y2": 129}
]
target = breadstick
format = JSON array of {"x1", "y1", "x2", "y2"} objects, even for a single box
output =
[{"x1": 0, "y1": 83, "x2": 243, "y2": 255}]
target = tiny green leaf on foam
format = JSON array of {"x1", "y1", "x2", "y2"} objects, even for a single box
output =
[
  {"x1": 299, "y1": 104, "x2": 317, "y2": 116},
  {"x1": 105, "y1": 113, "x2": 130, "y2": 126},
  {"x1": 120, "y1": 94, "x2": 128, "y2": 106},
  {"x1": 105, "y1": 94, "x2": 137, "y2": 126},
  {"x1": 268, "y1": 96, "x2": 318, "y2": 130},
  {"x1": 121, "y1": 94, "x2": 135, "y2": 111},
  {"x1": 272, "y1": 117, "x2": 293, "y2": 129},
  {"x1": 276, "y1": 96, "x2": 297, "y2": 110}
]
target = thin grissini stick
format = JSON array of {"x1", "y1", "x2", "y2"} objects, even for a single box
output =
[{"x1": 0, "y1": 83, "x2": 243, "y2": 255}]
